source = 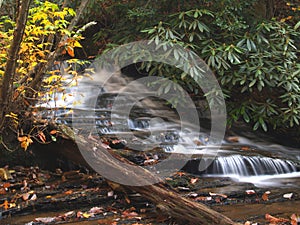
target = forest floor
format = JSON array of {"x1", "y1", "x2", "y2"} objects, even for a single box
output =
[{"x1": 1, "y1": 164, "x2": 299, "y2": 225}]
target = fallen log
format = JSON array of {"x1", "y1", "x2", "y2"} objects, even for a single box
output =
[{"x1": 53, "y1": 124, "x2": 236, "y2": 224}]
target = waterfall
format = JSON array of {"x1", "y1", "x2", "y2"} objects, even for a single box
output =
[{"x1": 209, "y1": 155, "x2": 297, "y2": 176}]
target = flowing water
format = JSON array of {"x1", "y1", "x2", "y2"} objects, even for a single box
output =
[{"x1": 37, "y1": 61, "x2": 300, "y2": 188}]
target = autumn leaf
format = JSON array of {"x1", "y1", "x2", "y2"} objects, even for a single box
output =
[
  {"x1": 50, "y1": 130, "x2": 57, "y2": 134},
  {"x1": 0, "y1": 168, "x2": 13, "y2": 180},
  {"x1": 245, "y1": 190, "x2": 256, "y2": 195},
  {"x1": 291, "y1": 214, "x2": 300, "y2": 225},
  {"x1": 3, "y1": 183, "x2": 10, "y2": 189},
  {"x1": 0, "y1": 188, "x2": 6, "y2": 194},
  {"x1": 209, "y1": 192, "x2": 228, "y2": 198},
  {"x1": 283, "y1": 193, "x2": 293, "y2": 199},
  {"x1": 73, "y1": 40, "x2": 82, "y2": 48},
  {"x1": 265, "y1": 213, "x2": 289, "y2": 224},
  {"x1": 190, "y1": 178, "x2": 198, "y2": 184},
  {"x1": 0, "y1": 200, "x2": 9, "y2": 210},
  {"x1": 67, "y1": 46, "x2": 75, "y2": 57},
  {"x1": 18, "y1": 135, "x2": 33, "y2": 151},
  {"x1": 82, "y1": 212, "x2": 92, "y2": 218},
  {"x1": 122, "y1": 209, "x2": 139, "y2": 218},
  {"x1": 262, "y1": 191, "x2": 270, "y2": 201},
  {"x1": 37, "y1": 131, "x2": 46, "y2": 143},
  {"x1": 64, "y1": 190, "x2": 73, "y2": 195}
]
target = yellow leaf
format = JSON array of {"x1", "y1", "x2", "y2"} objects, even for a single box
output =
[
  {"x1": 0, "y1": 168, "x2": 13, "y2": 180},
  {"x1": 73, "y1": 40, "x2": 82, "y2": 48},
  {"x1": 82, "y1": 212, "x2": 91, "y2": 218},
  {"x1": 18, "y1": 135, "x2": 33, "y2": 151}
]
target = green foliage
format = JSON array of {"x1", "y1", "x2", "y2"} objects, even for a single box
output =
[
  {"x1": 77, "y1": 0, "x2": 300, "y2": 132},
  {"x1": 140, "y1": 2, "x2": 300, "y2": 131}
]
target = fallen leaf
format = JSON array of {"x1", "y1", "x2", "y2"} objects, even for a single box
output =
[
  {"x1": 64, "y1": 211, "x2": 75, "y2": 218},
  {"x1": 0, "y1": 188, "x2": 6, "y2": 194},
  {"x1": 122, "y1": 211, "x2": 139, "y2": 218},
  {"x1": 0, "y1": 200, "x2": 9, "y2": 210},
  {"x1": 245, "y1": 190, "x2": 256, "y2": 195},
  {"x1": 82, "y1": 212, "x2": 92, "y2": 218},
  {"x1": 265, "y1": 213, "x2": 289, "y2": 223},
  {"x1": 209, "y1": 192, "x2": 228, "y2": 198},
  {"x1": 18, "y1": 135, "x2": 33, "y2": 151},
  {"x1": 64, "y1": 190, "x2": 73, "y2": 195},
  {"x1": 262, "y1": 191, "x2": 270, "y2": 201},
  {"x1": 195, "y1": 196, "x2": 212, "y2": 201},
  {"x1": 291, "y1": 214, "x2": 300, "y2": 225},
  {"x1": 107, "y1": 190, "x2": 114, "y2": 197},
  {"x1": 50, "y1": 130, "x2": 57, "y2": 134},
  {"x1": 283, "y1": 193, "x2": 293, "y2": 199},
  {"x1": 89, "y1": 207, "x2": 103, "y2": 214},
  {"x1": 190, "y1": 178, "x2": 198, "y2": 184},
  {"x1": 0, "y1": 168, "x2": 13, "y2": 180},
  {"x1": 35, "y1": 217, "x2": 56, "y2": 223},
  {"x1": 30, "y1": 194, "x2": 37, "y2": 201},
  {"x1": 37, "y1": 131, "x2": 46, "y2": 143},
  {"x1": 22, "y1": 192, "x2": 30, "y2": 201}
]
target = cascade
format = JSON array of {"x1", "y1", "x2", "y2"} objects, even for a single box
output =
[
  {"x1": 36, "y1": 60, "x2": 300, "y2": 187},
  {"x1": 209, "y1": 155, "x2": 297, "y2": 176}
]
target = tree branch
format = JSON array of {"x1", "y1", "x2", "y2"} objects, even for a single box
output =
[
  {"x1": 0, "y1": 0, "x2": 31, "y2": 132},
  {"x1": 29, "y1": 0, "x2": 90, "y2": 91}
]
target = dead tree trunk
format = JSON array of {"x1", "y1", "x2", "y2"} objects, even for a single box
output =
[{"x1": 55, "y1": 124, "x2": 236, "y2": 225}]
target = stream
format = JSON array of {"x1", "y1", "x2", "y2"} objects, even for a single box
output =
[
  {"x1": 38, "y1": 61, "x2": 300, "y2": 188},
  {"x1": 11, "y1": 60, "x2": 299, "y2": 224}
]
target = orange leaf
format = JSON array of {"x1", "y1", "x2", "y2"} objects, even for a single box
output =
[
  {"x1": 38, "y1": 131, "x2": 46, "y2": 143},
  {"x1": 2, "y1": 200, "x2": 9, "y2": 210},
  {"x1": 67, "y1": 46, "x2": 74, "y2": 57},
  {"x1": 19, "y1": 136, "x2": 33, "y2": 151},
  {"x1": 64, "y1": 190, "x2": 73, "y2": 195},
  {"x1": 3, "y1": 183, "x2": 10, "y2": 189},
  {"x1": 0, "y1": 188, "x2": 6, "y2": 194},
  {"x1": 50, "y1": 130, "x2": 57, "y2": 135},
  {"x1": 291, "y1": 214, "x2": 300, "y2": 225},
  {"x1": 18, "y1": 136, "x2": 27, "y2": 142},
  {"x1": 265, "y1": 213, "x2": 289, "y2": 223},
  {"x1": 262, "y1": 192, "x2": 269, "y2": 201}
]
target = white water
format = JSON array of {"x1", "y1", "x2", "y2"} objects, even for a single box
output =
[
  {"x1": 211, "y1": 155, "x2": 297, "y2": 176},
  {"x1": 38, "y1": 60, "x2": 300, "y2": 187},
  {"x1": 212, "y1": 171, "x2": 300, "y2": 187}
]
